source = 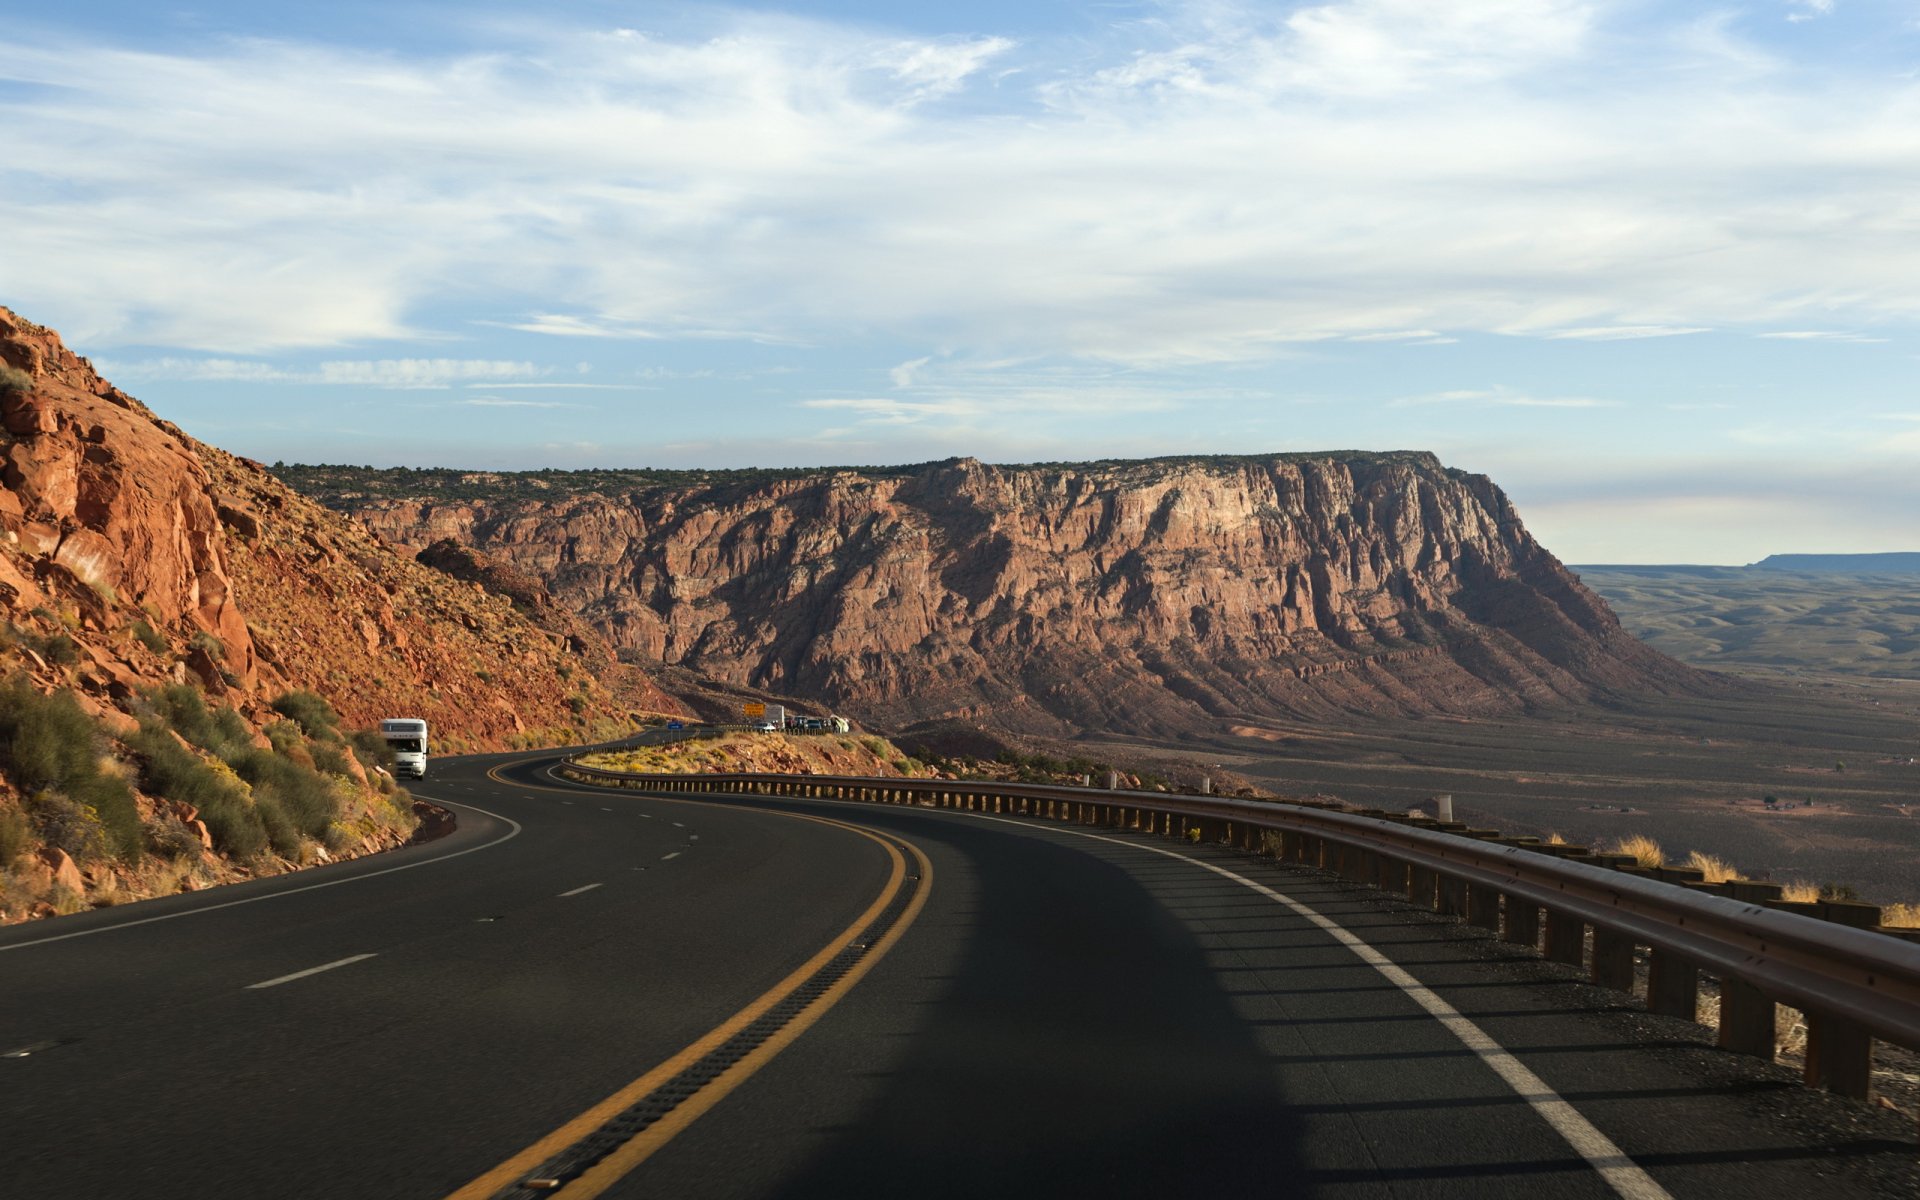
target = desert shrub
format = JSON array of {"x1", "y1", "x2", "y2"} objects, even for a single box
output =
[
  {"x1": 0, "y1": 674, "x2": 100, "y2": 792},
  {"x1": 68, "y1": 771, "x2": 141, "y2": 861},
  {"x1": 251, "y1": 793, "x2": 302, "y2": 857},
  {"x1": 1610, "y1": 834, "x2": 1665, "y2": 869},
  {"x1": 127, "y1": 724, "x2": 265, "y2": 859},
  {"x1": 348, "y1": 729, "x2": 392, "y2": 772},
  {"x1": 227, "y1": 748, "x2": 337, "y2": 841},
  {"x1": 40, "y1": 634, "x2": 79, "y2": 665},
  {"x1": 0, "y1": 676, "x2": 143, "y2": 862},
  {"x1": 1683, "y1": 850, "x2": 1738, "y2": 884},
  {"x1": 142, "y1": 684, "x2": 252, "y2": 759},
  {"x1": 263, "y1": 719, "x2": 306, "y2": 759},
  {"x1": 26, "y1": 790, "x2": 108, "y2": 860},
  {"x1": 187, "y1": 630, "x2": 224, "y2": 661},
  {"x1": 309, "y1": 742, "x2": 352, "y2": 777},
  {"x1": 0, "y1": 363, "x2": 33, "y2": 400},
  {"x1": 1818, "y1": 882, "x2": 1859, "y2": 902},
  {"x1": 130, "y1": 620, "x2": 168, "y2": 654},
  {"x1": 146, "y1": 817, "x2": 204, "y2": 860},
  {"x1": 271, "y1": 690, "x2": 342, "y2": 742},
  {"x1": 1779, "y1": 880, "x2": 1821, "y2": 903},
  {"x1": 0, "y1": 803, "x2": 29, "y2": 865}
]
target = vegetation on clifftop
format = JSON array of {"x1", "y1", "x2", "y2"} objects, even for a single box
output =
[{"x1": 271, "y1": 451, "x2": 1448, "y2": 510}]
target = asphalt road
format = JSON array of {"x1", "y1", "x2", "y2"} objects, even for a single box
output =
[{"x1": 2, "y1": 750, "x2": 1916, "y2": 1199}]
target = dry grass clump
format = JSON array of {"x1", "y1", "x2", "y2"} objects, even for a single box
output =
[
  {"x1": 1779, "y1": 880, "x2": 1822, "y2": 903},
  {"x1": 1880, "y1": 902, "x2": 1920, "y2": 928},
  {"x1": 1683, "y1": 850, "x2": 1739, "y2": 884},
  {"x1": 1544, "y1": 831, "x2": 1566, "y2": 846},
  {"x1": 1610, "y1": 833, "x2": 1665, "y2": 869}
]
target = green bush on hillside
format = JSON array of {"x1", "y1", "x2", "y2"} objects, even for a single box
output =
[
  {"x1": 271, "y1": 690, "x2": 342, "y2": 742},
  {"x1": 0, "y1": 675, "x2": 143, "y2": 862},
  {"x1": 126, "y1": 723, "x2": 265, "y2": 860},
  {"x1": 0, "y1": 804, "x2": 30, "y2": 866},
  {"x1": 143, "y1": 684, "x2": 253, "y2": 759},
  {"x1": 0, "y1": 363, "x2": 32, "y2": 401}
]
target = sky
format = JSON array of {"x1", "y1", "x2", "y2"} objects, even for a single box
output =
[{"x1": 2, "y1": 0, "x2": 1917, "y2": 564}]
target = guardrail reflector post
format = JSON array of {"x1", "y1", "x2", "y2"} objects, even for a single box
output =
[
  {"x1": 1717, "y1": 976, "x2": 1775, "y2": 1059},
  {"x1": 1647, "y1": 948, "x2": 1698, "y2": 1021},
  {"x1": 1438, "y1": 875, "x2": 1467, "y2": 917},
  {"x1": 1544, "y1": 910, "x2": 1585, "y2": 967},
  {"x1": 1591, "y1": 927, "x2": 1636, "y2": 992}
]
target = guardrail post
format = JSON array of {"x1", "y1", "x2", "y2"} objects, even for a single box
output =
[
  {"x1": 1438, "y1": 874, "x2": 1466, "y2": 917},
  {"x1": 1805, "y1": 1013, "x2": 1874, "y2": 1099},
  {"x1": 1502, "y1": 894, "x2": 1540, "y2": 951},
  {"x1": 1646, "y1": 948, "x2": 1698, "y2": 1021},
  {"x1": 1377, "y1": 854, "x2": 1408, "y2": 895},
  {"x1": 1800, "y1": 899, "x2": 1882, "y2": 1099},
  {"x1": 1544, "y1": 910, "x2": 1585, "y2": 967},
  {"x1": 1717, "y1": 975, "x2": 1775, "y2": 1059},
  {"x1": 1590, "y1": 927, "x2": 1636, "y2": 993},
  {"x1": 1408, "y1": 864, "x2": 1438, "y2": 910},
  {"x1": 1465, "y1": 884, "x2": 1501, "y2": 932}
]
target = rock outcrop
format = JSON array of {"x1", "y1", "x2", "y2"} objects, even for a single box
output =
[
  {"x1": 0, "y1": 306, "x2": 653, "y2": 746},
  {"x1": 299, "y1": 454, "x2": 1724, "y2": 739}
]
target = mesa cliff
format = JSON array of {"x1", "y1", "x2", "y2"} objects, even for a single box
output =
[{"x1": 286, "y1": 454, "x2": 1723, "y2": 740}]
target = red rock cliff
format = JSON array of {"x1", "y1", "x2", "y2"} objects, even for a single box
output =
[
  {"x1": 0, "y1": 307, "x2": 650, "y2": 747},
  {"x1": 322, "y1": 454, "x2": 1719, "y2": 738}
]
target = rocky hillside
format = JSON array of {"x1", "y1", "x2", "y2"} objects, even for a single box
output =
[
  {"x1": 0, "y1": 306, "x2": 665, "y2": 749},
  {"x1": 283, "y1": 454, "x2": 1725, "y2": 741},
  {"x1": 0, "y1": 306, "x2": 673, "y2": 920}
]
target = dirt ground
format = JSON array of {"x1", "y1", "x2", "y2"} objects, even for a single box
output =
[{"x1": 1080, "y1": 676, "x2": 1920, "y2": 906}]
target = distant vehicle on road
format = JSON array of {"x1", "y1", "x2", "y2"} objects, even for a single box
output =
[
  {"x1": 666, "y1": 720, "x2": 683, "y2": 731},
  {"x1": 755, "y1": 721, "x2": 778, "y2": 733},
  {"x1": 380, "y1": 717, "x2": 428, "y2": 780}
]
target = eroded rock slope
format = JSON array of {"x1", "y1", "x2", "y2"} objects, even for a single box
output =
[{"x1": 292, "y1": 454, "x2": 1722, "y2": 739}]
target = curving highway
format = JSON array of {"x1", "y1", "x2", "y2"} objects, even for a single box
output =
[{"x1": 2, "y1": 749, "x2": 1916, "y2": 1198}]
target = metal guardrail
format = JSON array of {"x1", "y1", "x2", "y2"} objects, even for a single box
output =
[{"x1": 558, "y1": 761, "x2": 1920, "y2": 1110}]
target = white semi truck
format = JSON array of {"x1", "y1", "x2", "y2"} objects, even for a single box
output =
[{"x1": 381, "y1": 718, "x2": 429, "y2": 780}]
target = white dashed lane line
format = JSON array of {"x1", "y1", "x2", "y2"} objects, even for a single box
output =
[
  {"x1": 246, "y1": 954, "x2": 377, "y2": 990},
  {"x1": 660, "y1": 852, "x2": 682, "y2": 862},
  {"x1": 557, "y1": 883, "x2": 604, "y2": 897}
]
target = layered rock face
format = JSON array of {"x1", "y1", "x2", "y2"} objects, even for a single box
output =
[
  {"x1": 0, "y1": 307, "x2": 649, "y2": 747},
  {"x1": 324, "y1": 454, "x2": 1717, "y2": 738}
]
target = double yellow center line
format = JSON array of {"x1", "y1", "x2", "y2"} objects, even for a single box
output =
[{"x1": 447, "y1": 769, "x2": 932, "y2": 1199}]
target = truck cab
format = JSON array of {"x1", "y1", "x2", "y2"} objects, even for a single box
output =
[{"x1": 381, "y1": 718, "x2": 429, "y2": 780}]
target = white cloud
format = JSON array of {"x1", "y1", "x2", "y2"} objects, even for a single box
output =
[
  {"x1": 102, "y1": 357, "x2": 548, "y2": 388},
  {"x1": 1394, "y1": 385, "x2": 1617, "y2": 408},
  {"x1": 889, "y1": 356, "x2": 933, "y2": 387},
  {"x1": 1756, "y1": 330, "x2": 1888, "y2": 342},
  {"x1": 1788, "y1": 1, "x2": 1836, "y2": 23},
  {"x1": 3, "y1": 3, "x2": 1920, "y2": 367},
  {"x1": 461, "y1": 397, "x2": 584, "y2": 409},
  {"x1": 1542, "y1": 326, "x2": 1713, "y2": 341}
]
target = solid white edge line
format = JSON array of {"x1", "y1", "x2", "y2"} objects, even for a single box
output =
[
  {"x1": 955, "y1": 810, "x2": 1675, "y2": 1200},
  {"x1": 245, "y1": 953, "x2": 377, "y2": 990},
  {"x1": 558, "y1": 883, "x2": 604, "y2": 897},
  {"x1": 0, "y1": 795, "x2": 525, "y2": 953}
]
